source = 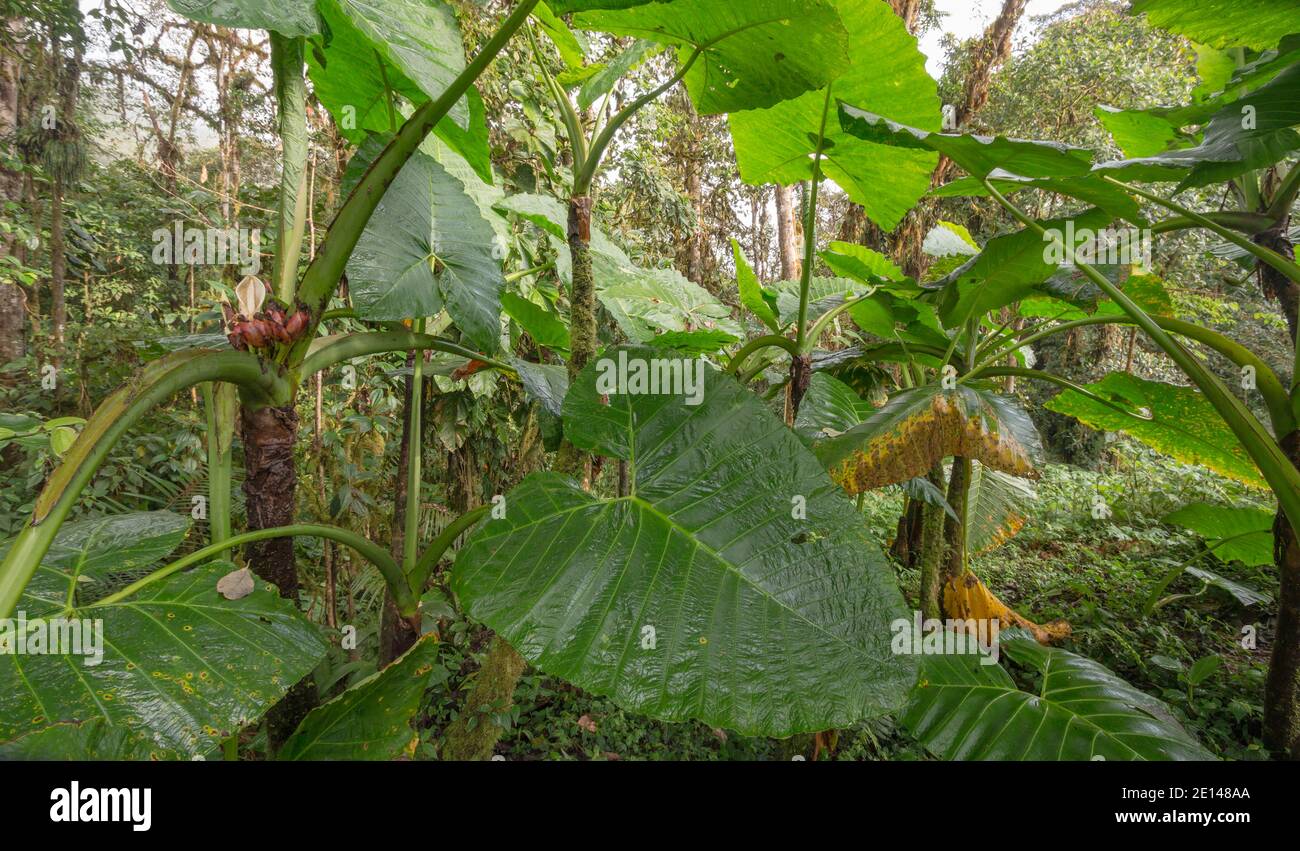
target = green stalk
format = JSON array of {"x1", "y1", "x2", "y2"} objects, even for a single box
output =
[
  {"x1": 576, "y1": 46, "x2": 705, "y2": 195},
  {"x1": 409, "y1": 504, "x2": 490, "y2": 591},
  {"x1": 403, "y1": 319, "x2": 427, "y2": 575},
  {"x1": 87, "y1": 524, "x2": 408, "y2": 612},
  {"x1": 1265, "y1": 162, "x2": 1300, "y2": 222},
  {"x1": 724, "y1": 334, "x2": 802, "y2": 375},
  {"x1": 985, "y1": 178, "x2": 1300, "y2": 540},
  {"x1": 290, "y1": 0, "x2": 541, "y2": 362},
  {"x1": 1106, "y1": 176, "x2": 1300, "y2": 286},
  {"x1": 201, "y1": 382, "x2": 237, "y2": 559},
  {"x1": 796, "y1": 87, "x2": 834, "y2": 350},
  {"x1": 0, "y1": 350, "x2": 287, "y2": 619},
  {"x1": 985, "y1": 313, "x2": 1293, "y2": 433},
  {"x1": 270, "y1": 33, "x2": 309, "y2": 303},
  {"x1": 300, "y1": 330, "x2": 517, "y2": 380}
]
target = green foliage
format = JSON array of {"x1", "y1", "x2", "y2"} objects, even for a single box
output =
[
  {"x1": 728, "y1": 0, "x2": 940, "y2": 230},
  {"x1": 280, "y1": 636, "x2": 438, "y2": 760},
  {"x1": 904, "y1": 629, "x2": 1214, "y2": 760},
  {"x1": 454, "y1": 346, "x2": 916, "y2": 736},
  {"x1": 1164, "y1": 503, "x2": 1275, "y2": 566},
  {"x1": 1045, "y1": 373, "x2": 1266, "y2": 488}
]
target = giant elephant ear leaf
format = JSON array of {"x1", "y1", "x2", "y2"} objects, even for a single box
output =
[
  {"x1": 280, "y1": 636, "x2": 438, "y2": 760},
  {"x1": 1092, "y1": 62, "x2": 1300, "y2": 190},
  {"x1": 838, "y1": 104, "x2": 1095, "y2": 179},
  {"x1": 346, "y1": 150, "x2": 504, "y2": 350},
  {"x1": 558, "y1": 0, "x2": 851, "y2": 115},
  {"x1": 930, "y1": 207, "x2": 1114, "y2": 328},
  {"x1": 1164, "y1": 503, "x2": 1275, "y2": 567},
  {"x1": 452, "y1": 345, "x2": 917, "y2": 736},
  {"x1": 308, "y1": 0, "x2": 489, "y2": 178},
  {"x1": 1045, "y1": 373, "x2": 1266, "y2": 488},
  {"x1": 1130, "y1": 0, "x2": 1300, "y2": 51},
  {"x1": 167, "y1": 0, "x2": 319, "y2": 36},
  {"x1": 728, "y1": 0, "x2": 940, "y2": 231},
  {"x1": 903, "y1": 629, "x2": 1213, "y2": 760},
  {"x1": 0, "y1": 561, "x2": 327, "y2": 759},
  {"x1": 815, "y1": 384, "x2": 1043, "y2": 495}
]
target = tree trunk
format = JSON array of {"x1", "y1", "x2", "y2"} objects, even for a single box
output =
[
  {"x1": 0, "y1": 17, "x2": 25, "y2": 366},
  {"x1": 240, "y1": 402, "x2": 312, "y2": 748},
  {"x1": 1264, "y1": 431, "x2": 1300, "y2": 759},
  {"x1": 775, "y1": 183, "x2": 801, "y2": 281},
  {"x1": 554, "y1": 194, "x2": 596, "y2": 484}
]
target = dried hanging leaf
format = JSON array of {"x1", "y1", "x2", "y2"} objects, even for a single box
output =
[{"x1": 816, "y1": 385, "x2": 1043, "y2": 495}]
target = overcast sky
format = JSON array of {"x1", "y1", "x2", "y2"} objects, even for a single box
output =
[{"x1": 919, "y1": 0, "x2": 1079, "y2": 77}]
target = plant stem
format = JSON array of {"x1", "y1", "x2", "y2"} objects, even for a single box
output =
[
  {"x1": 409, "y1": 504, "x2": 490, "y2": 592},
  {"x1": 87, "y1": 524, "x2": 408, "y2": 612},
  {"x1": 403, "y1": 319, "x2": 426, "y2": 575},
  {"x1": 984, "y1": 178, "x2": 1300, "y2": 541}
]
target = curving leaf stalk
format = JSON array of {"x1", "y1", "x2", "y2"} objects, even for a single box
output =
[
  {"x1": 981, "y1": 178, "x2": 1300, "y2": 542},
  {"x1": 0, "y1": 349, "x2": 289, "y2": 619}
]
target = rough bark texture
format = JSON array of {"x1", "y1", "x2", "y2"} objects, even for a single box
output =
[
  {"x1": 775, "y1": 183, "x2": 801, "y2": 281},
  {"x1": 1256, "y1": 224, "x2": 1299, "y2": 346},
  {"x1": 0, "y1": 17, "x2": 25, "y2": 366},
  {"x1": 888, "y1": 0, "x2": 923, "y2": 33},
  {"x1": 240, "y1": 402, "x2": 313, "y2": 748},
  {"x1": 554, "y1": 195, "x2": 596, "y2": 484},
  {"x1": 1265, "y1": 430, "x2": 1300, "y2": 759}
]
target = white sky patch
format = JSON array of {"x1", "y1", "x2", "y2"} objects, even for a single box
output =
[{"x1": 920, "y1": 0, "x2": 1078, "y2": 78}]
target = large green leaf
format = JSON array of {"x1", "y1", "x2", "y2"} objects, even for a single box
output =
[
  {"x1": 167, "y1": 0, "x2": 319, "y2": 36},
  {"x1": 334, "y1": 0, "x2": 469, "y2": 127},
  {"x1": 452, "y1": 345, "x2": 917, "y2": 736},
  {"x1": 732, "y1": 239, "x2": 780, "y2": 333},
  {"x1": 346, "y1": 150, "x2": 504, "y2": 350},
  {"x1": 564, "y1": 0, "x2": 851, "y2": 115},
  {"x1": 838, "y1": 104, "x2": 1094, "y2": 179},
  {"x1": 1093, "y1": 62, "x2": 1300, "y2": 189},
  {"x1": 728, "y1": 0, "x2": 939, "y2": 231},
  {"x1": 1045, "y1": 373, "x2": 1266, "y2": 488},
  {"x1": 966, "y1": 463, "x2": 1035, "y2": 554},
  {"x1": 0, "y1": 511, "x2": 192, "y2": 610},
  {"x1": 1165, "y1": 503, "x2": 1275, "y2": 567},
  {"x1": 0, "y1": 562, "x2": 327, "y2": 759},
  {"x1": 600, "y1": 268, "x2": 743, "y2": 342},
  {"x1": 903, "y1": 630, "x2": 1213, "y2": 760},
  {"x1": 1130, "y1": 0, "x2": 1300, "y2": 51},
  {"x1": 280, "y1": 636, "x2": 437, "y2": 760},
  {"x1": 931, "y1": 207, "x2": 1114, "y2": 328},
  {"x1": 0, "y1": 718, "x2": 156, "y2": 760},
  {"x1": 815, "y1": 384, "x2": 1043, "y2": 494},
  {"x1": 502, "y1": 292, "x2": 571, "y2": 353},
  {"x1": 308, "y1": 0, "x2": 488, "y2": 178}
]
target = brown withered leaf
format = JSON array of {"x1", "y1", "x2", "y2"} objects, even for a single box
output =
[{"x1": 814, "y1": 385, "x2": 1043, "y2": 495}]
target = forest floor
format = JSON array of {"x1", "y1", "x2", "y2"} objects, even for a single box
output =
[{"x1": 409, "y1": 444, "x2": 1274, "y2": 761}]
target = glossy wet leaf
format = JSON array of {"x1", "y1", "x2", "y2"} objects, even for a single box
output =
[
  {"x1": 1130, "y1": 0, "x2": 1300, "y2": 51},
  {"x1": 347, "y1": 150, "x2": 504, "y2": 350},
  {"x1": 0, "y1": 561, "x2": 328, "y2": 759},
  {"x1": 280, "y1": 636, "x2": 438, "y2": 760},
  {"x1": 839, "y1": 104, "x2": 1094, "y2": 179},
  {"x1": 453, "y1": 345, "x2": 917, "y2": 736},
  {"x1": 815, "y1": 384, "x2": 1043, "y2": 494},
  {"x1": 966, "y1": 463, "x2": 1036, "y2": 554},
  {"x1": 1045, "y1": 373, "x2": 1265, "y2": 488},
  {"x1": 903, "y1": 630, "x2": 1213, "y2": 760},
  {"x1": 794, "y1": 372, "x2": 876, "y2": 441},
  {"x1": 502, "y1": 292, "x2": 571, "y2": 353}
]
